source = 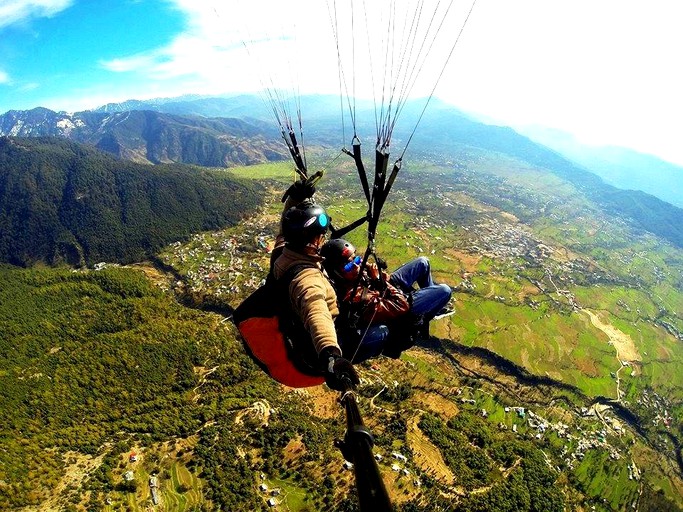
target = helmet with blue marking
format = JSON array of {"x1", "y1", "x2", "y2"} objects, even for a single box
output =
[{"x1": 282, "y1": 201, "x2": 330, "y2": 248}]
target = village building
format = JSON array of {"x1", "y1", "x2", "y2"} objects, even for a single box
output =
[
  {"x1": 151, "y1": 486, "x2": 160, "y2": 506},
  {"x1": 392, "y1": 452, "x2": 407, "y2": 462}
]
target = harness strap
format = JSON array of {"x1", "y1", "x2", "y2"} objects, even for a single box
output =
[{"x1": 275, "y1": 263, "x2": 324, "y2": 376}]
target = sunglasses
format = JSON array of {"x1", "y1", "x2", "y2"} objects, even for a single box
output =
[{"x1": 343, "y1": 255, "x2": 362, "y2": 272}]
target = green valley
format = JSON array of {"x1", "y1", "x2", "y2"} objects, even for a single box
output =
[{"x1": 1, "y1": 142, "x2": 682, "y2": 511}]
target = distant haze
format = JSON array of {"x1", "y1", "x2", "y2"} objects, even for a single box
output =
[{"x1": 519, "y1": 125, "x2": 683, "y2": 209}]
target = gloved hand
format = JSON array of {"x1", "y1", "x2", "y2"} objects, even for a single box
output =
[
  {"x1": 319, "y1": 346, "x2": 360, "y2": 391},
  {"x1": 281, "y1": 180, "x2": 316, "y2": 203}
]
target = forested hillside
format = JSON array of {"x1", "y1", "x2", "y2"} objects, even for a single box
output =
[
  {"x1": 0, "y1": 264, "x2": 270, "y2": 510},
  {"x1": 0, "y1": 137, "x2": 262, "y2": 266}
]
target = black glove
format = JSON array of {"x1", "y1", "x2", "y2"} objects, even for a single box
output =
[
  {"x1": 282, "y1": 180, "x2": 316, "y2": 203},
  {"x1": 319, "y1": 346, "x2": 360, "y2": 391}
]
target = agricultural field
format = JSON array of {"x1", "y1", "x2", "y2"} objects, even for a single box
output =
[
  {"x1": 171, "y1": 154, "x2": 683, "y2": 413},
  {"x1": 155, "y1": 153, "x2": 683, "y2": 508}
]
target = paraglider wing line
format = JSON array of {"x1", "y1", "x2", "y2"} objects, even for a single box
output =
[
  {"x1": 328, "y1": 0, "x2": 358, "y2": 139},
  {"x1": 400, "y1": 0, "x2": 479, "y2": 159}
]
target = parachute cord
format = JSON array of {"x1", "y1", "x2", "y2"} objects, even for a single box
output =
[
  {"x1": 328, "y1": 0, "x2": 358, "y2": 141},
  {"x1": 349, "y1": 305, "x2": 379, "y2": 365},
  {"x1": 376, "y1": 0, "x2": 394, "y2": 144},
  {"x1": 348, "y1": 266, "x2": 383, "y2": 365},
  {"x1": 384, "y1": 0, "x2": 452, "y2": 150},
  {"x1": 235, "y1": 1, "x2": 309, "y2": 175},
  {"x1": 360, "y1": 0, "x2": 379, "y2": 139},
  {"x1": 388, "y1": 0, "x2": 443, "y2": 141},
  {"x1": 318, "y1": 149, "x2": 345, "y2": 181},
  {"x1": 329, "y1": 0, "x2": 346, "y2": 146},
  {"x1": 351, "y1": 0, "x2": 357, "y2": 133},
  {"x1": 287, "y1": 18, "x2": 307, "y2": 172},
  {"x1": 379, "y1": 0, "x2": 420, "y2": 151},
  {"x1": 400, "y1": 0, "x2": 478, "y2": 160},
  {"x1": 239, "y1": 40, "x2": 286, "y2": 134},
  {"x1": 296, "y1": 95, "x2": 307, "y2": 172},
  {"x1": 381, "y1": 0, "x2": 424, "y2": 147}
]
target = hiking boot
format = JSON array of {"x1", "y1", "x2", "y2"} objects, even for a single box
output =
[{"x1": 433, "y1": 306, "x2": 455, "y2": 320}]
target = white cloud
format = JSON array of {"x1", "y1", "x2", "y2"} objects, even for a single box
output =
[
  {"x1": 0, "y1": 0, "x2": 74, "y2": 28},
  {"x1": 96, "y1": 0, "x2": 683, "y2": 165},
  {"x1": 434, "y1": 0, "x2": 683, "y2": 164},
  {"x1": 102, "y1": 0, "x2": 474, "y2": 102},
  {"x1": 0, "y1": 69, "x2": 10, "y2": 84},
  {"x1": 20, "y1": 81, "x2": 39, "y2": 91},
  {"x1": 99, "y1": 0, "x2": 335, "y2": 100},
  {"x1": 101, "y1": 53, "x2": 160, "y2": 73}
]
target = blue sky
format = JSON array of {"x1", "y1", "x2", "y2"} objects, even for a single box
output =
[
  {"x1": 0, "y1": 1, "x2": 187, "y2": 110},
  {"x1": 1, "y1": 0, "x2": 682, "y2": 166}
]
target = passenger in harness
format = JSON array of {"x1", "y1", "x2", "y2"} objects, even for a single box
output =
[{"x1": 321, "y1": 238, "x2": 454, "y2": 359}]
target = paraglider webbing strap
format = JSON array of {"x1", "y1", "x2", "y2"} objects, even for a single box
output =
[
  {"x1": 341, "y1": 141, "x2": 397, "y2": 245},
  {"x1": 330, "y1": 215, "x2": 368, "y2": 239},
  {"x1": 276, "y1": 264, "x2": 324, "y2": 376},
  {"x1": 345, "y1": 246, "x2": 388, "y2": 333},
  {"x1": 346, "y1": 143, "x2": 371, "y2": 204}
]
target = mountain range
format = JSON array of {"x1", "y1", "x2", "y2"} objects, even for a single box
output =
[
  {"x1": 1, "y1": 94, "x2": 682, "y2": 252},
  {"x1": 0, "y1": 106, "x2": 287, "y2": 167},
  {"x1": 3, "y1": 93, "x2": 682, "y2": 202},
  {"x1": 517, "y1": 125, "x2": 683, "y2": 208},
  {"x1": 3, "y1": 94, "x2": 682, "y2": 206}
]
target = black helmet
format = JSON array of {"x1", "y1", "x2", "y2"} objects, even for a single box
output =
[
  {"x1": 320, "y1": 238, "x2": 356, "y2": 273},
  {"x1": 282, "y1": 202, "x2": 330, "y2": 248}
]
